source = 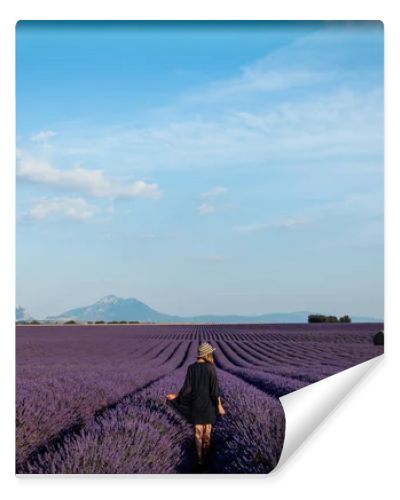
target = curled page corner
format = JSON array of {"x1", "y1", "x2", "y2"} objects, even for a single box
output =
[{"x1": 274, "y1": 354, "x2": 384, "y2": 472}]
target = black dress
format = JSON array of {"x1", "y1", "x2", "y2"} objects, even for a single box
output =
[{"x1": 168, "y1": 361, "x2": 220, "y2": 425}]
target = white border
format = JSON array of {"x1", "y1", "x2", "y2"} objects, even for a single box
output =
[{"x1": 1, "y1": 2, "x2": 399, "y2": 499}]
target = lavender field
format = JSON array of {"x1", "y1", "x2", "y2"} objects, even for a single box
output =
[{"x1": 16, "y1": 323, "x2": 383, "y2": 474}]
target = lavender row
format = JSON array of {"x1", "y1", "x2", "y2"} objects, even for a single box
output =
[
  {"x1": 213, "y1": 338, "x2": 382, "y2": 396},
  {"x1": 16, "y1": 335, "x2": 192, "y2": 466},
  {"x1": 20, "y1": 367, "x2": 285, "y2": 474},
  {"x1": 17, "y1": 323, "x2": 383, "y2": 343}
]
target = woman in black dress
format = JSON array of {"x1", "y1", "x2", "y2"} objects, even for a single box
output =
[{"x1": 166, "y1": 342, "x2": 225, "y2": 468}]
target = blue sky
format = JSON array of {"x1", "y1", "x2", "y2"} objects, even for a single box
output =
[{"x1": 16, "y1": 21, "x2": 384, "y2": 319}]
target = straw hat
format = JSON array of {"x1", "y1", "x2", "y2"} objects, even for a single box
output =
[{"x1": 197, "y1": 342, "x2": 216, "y2": 358}]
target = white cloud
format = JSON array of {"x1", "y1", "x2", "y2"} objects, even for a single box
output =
[
  {"x1": 234, "y1": 192, "x2": 382, "y2": 235},
  {"x1": 31, "y1": 130, "x2": 57, "y2": 142},
  {"x1": 198, "y1": 186, "x2": 229, "y2": 215},
  {"x1": 235, "y1": 217, "x2": 311, "y2": 233},
  {"x1": 198, "y1": 202, "x2": 216, "y2": 215},
  {"x1": 71, "y1": 87, "x2": 381, "y2": 175},
  {"x1": 321, "y1": 193, "x2": 383, "y2": 218},
  {"x1": 187, "y1": 22, "x2": 378, "y2": 105},
  {"x1": 200, "y1": 186, "x2": 228, "y2": 198},
  {"x1": 28, "y1": 197, "x2": 96, "y2": 221},
  {"x1": 196, "y1": 68, "x2": 331, "y2": 103},
  {"x1": 16, "y1": 155, "x2": 162, "y2": 200}
]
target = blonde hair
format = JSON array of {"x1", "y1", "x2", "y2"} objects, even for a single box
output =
[{"x1": 197, "y1": 352, "x2": 214, "y2": 364}]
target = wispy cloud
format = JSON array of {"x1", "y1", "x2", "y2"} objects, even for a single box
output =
[
  {"x1": 235, "y1": 217, "x2": 311, "y2": 233},
  {"x1": 66, "y1": 86, "x2": 381, "y2": 174},
  {"x1": 234, "y1": 192, "x2": 382, "y2": 235},
  {"x1": 17, "y1": 155, "x2": 162, "y2": 200},
  {"x1": 320, "y1": 193, "x2": 383, "y2": 218},
  {"x1": 188, "y1": 22, "x2": 379, "y2": 105},
  {"x1": 27, "y1": 197, "x2": 96, "y2": 221},
  {"x1": 31, "y1": 130, "x2": 57, "y2": 142},
  {"x1": 36, "y1": 25, "x2": 382, "y2": 176},
  {"x1": 198, "y1": 202, "x2": 216, "y2": 215},
  {"x1": 198, "y1": 186, "x2": 228, "y2": 215},
  {"x1": 194, "y1": 68, "x2": 332, "y2": 103},
  {"x1": 200, "y1": 186, "x2": 228, "y2": 198}
]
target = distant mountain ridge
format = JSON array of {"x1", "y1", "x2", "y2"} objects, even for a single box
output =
[
  {"x1": 41, "y1": 295, "x2": 383, "y2": 324},
  {"x1": 45, "y1": 295, "x2": 183, "y2": 323}
]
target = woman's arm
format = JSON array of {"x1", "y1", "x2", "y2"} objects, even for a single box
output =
[{"x1": 217, "y1": 396, "x2": 226, "y2": 416}]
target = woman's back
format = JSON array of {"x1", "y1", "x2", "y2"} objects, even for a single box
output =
[
  {"x1": 189, "y1": 362, "x2": 217, "y2": 397},
  {"x1": 170, "y1": 360, "x2": 220, "y2": 425}
]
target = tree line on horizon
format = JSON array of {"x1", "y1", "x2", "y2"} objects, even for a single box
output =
[{"x1": 308, "y1": 314, "x2": 352, "y2": 323}]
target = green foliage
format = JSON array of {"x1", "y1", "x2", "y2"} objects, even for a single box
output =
[
  {"x1": 64, "y1": 320, "x2": 76, "y2": 325},
  {"x1": 308, "y1": 314, "x2": 351, "y2": 323}
]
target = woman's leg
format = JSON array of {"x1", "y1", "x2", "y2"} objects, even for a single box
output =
[
  {"x1": 202, "y1": 424, "x2": 212, "y2": 461},
  {"x1": 194, "y1": 424, "x2": 205, "y2": 463}
]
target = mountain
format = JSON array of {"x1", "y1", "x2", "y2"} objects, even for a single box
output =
[
  {"x1": 16, "y1": 305, "x2": 33, "y2": 321},
  {"x1": 45, "y1": 295, "x2": 183, "y2": 322},
  {"x1": 44, "y1": 295, "x2": 383, "y2": 323},
  {"x1": 351, "y1": 315, "x2": 385, "y2": 323}
]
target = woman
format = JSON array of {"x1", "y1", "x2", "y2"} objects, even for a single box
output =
[{"x1": 166, "y1": 342, "x2": 226, "y2": 469}]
